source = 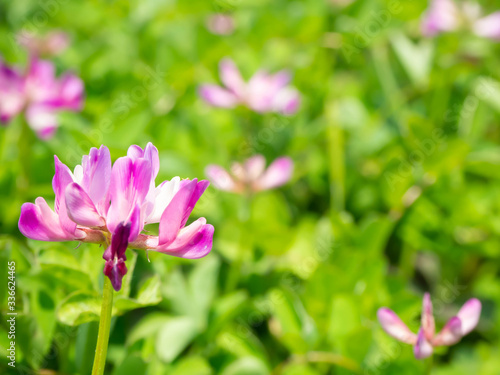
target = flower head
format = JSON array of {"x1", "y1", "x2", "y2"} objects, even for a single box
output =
[
  {"x1": 205, "y1": 155, "x2": 293, "y2": 194},
  {"x1": 0, "y1": 57, "x2": 84, "y2": 139},
  {"x1": 199, "y1": 58, "x2": 300, "y2": 115},
  {"x1": 19, "y1": 143, "x2": 214, "y2": 291},
  {"x1": 421, "y1": 0, "x2": 500, "y2": 40},
  {"x1": 17, "y1": 30, "x2": 70, "y2": 56},
  {"x1": 378, "y1": 293, "x2": 481, "y2": 359}
]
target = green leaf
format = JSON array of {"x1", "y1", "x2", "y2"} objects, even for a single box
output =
[
  {"x1": 156, "y1": 317, "x2": 199, "y2": 363},
  {"x1": 220, "y1": 357, "x2": 269, "y2": 375}
]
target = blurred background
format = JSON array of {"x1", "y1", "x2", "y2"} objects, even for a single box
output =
[{"x1": 1, "y1": 0, "x2": 500, "y2": 374}]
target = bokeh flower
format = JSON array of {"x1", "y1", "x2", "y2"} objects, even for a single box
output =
[
  {"x1": 205, "y1": 155, "x2": 293, "y2": 194},
  {"x1": 199, "y1": 58, "x2": 300, "y2": 115},
  {"x1": 421, "y1": 0, "x2": 500, "y2": 40},
  {"x1": 378, "y1": 293, "x2": 481, "y2": 359},
  {"x1": 0, "y1": 57, "x2": 84, "y2": 139},
  {"x1": 19, "y1": 143, "x2": 214, "y2": 291},
  {"x1": 17, "y1": 30, "x2": 70, "y2": 56},
  {"x1": 206, "y1": 14, "x2": 235, "y2": 35}
]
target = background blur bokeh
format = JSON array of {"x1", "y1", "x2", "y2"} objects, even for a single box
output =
[{"x1": 1, "y1": 0, "x2": 500, "y2": 374}]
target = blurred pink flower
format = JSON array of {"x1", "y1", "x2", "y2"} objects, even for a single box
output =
[
  {"x1": 19, "y1": 143, "x2": 214, "y2": 291},
  {"x1": 421, "y1": 0, "x2": 500, "y2": 40},
  {"x1": 378, "y1": 293, "x2": 481, "y2": 359},
  {"x1": 206, "y1": 14, "x2": 235, "y2": 35},
  {"x1": 205, "y1": 155, "x2": 293, "y2": 194},
  {"x1": 0, "y1": 57, "x2": 84, "y2": 139},
  {"x1": 199, "y1": 58, "x2": 300, "y2": 115},
  {"x1": 17, "y1": 30, "x2": 70, "y2": 56}
]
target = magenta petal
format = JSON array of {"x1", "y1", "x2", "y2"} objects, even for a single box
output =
[
  {"x1": 65, "y1": 183, "x2": 104, "y2": 227},
  {"x1": 205, "y1": 165, "x2": 237, "y2": 191},
  {"x1": 53, "y1": 156, "x2": 79, "y2": 235},
  {"x1": 422, "y1": 293, "x2": 435, "y2": 340},
  {"x1": 127, "y1": 142, "x2": 159, "y2": 180},
  {"x1": 414, "y1": 328, "x2": 434, "y2": 359},
  {"x1": 377, "y1": 308, "x2": 417, "y2": 345},
  {"x1": 0, "y1": 62, "x2": 25, "y2": 123},
  {"x1": 254, "y1": 157, "x2": 293, "y2": 191},
  {"x1": 432, "y1": 316, "x2": 462, "y2": 346},
  {"x1": 18, "y1": 198, "x2": 83, "y2": 241},
  {"x1": 180, "y1": 179, "x2": 210, "y2": 228},
  {"x1": 57, "y1": 73, "x2": 84, "y2": 110},
  {"x1": 198, "y1": 85, "x2": 239, "y2": 108},
  {"x1": 103, "y1": 222, "x2": 130, "y2": 292},
  {"x1": 456, "y1": 298, "x2": 481, "y2": 335},
  {"x1": 473, "y1": 12, "x2": 500, "y2": 40},
  {"x1": 157, "y1": 222, "x2": 214, "y2": 259},
  {"x1": 219, "y1": 58, "x2": 246, "y2": 96},
  {"x1": 158, "y1": 180, "x2": 197, "y2": 246}
]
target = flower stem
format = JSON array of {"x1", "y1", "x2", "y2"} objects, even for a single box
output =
[{"x1": 91, "y1": 277, "x2": 114, "y2": 375}]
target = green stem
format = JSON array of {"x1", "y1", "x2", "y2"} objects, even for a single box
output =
[
  {"x1": 326, "y1": 101, "x2": 345, "y2": 214},
  {"x1": 425, "y1": 355, "x2": 433, "y2": 375},
  {"x1": 91, "y1": 277, "x2": 114, "y2": 375}
]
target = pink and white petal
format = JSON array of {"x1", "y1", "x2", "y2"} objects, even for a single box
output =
[
  {"x1": 244, "y1": 155, "x2": 266, "y2": 181},
  {"x1": 456, "y1": 298, "x2": 481, "y2": 335},
  {"x1": 82, "y1": 145, "x2": 111, "y2": 211},
  {"x1": 145, "y1": 177, "x2": 181, "y2": 224},
  {"x1": 414, "y1": 329, "x2": 434, "y2": 360},
  {"x1": 431, "y1": 316, "x2": 462, "y2": 346},
  {"x1": 0, "y1": 63, "x2": 25, "y2": 123},
  {"x1": 219, "y1": 58, "x2": 246, "y2": 96},
  {"x1": 473, "y1": 12, "x2": 500, "y2": 41},
  {"x1": 156, "y1": 223, "x2": 214, "y2": 259},
  {"x1": 273, "y1": 87, "x2": 301, "y2": 115},
  {"x1": 159, "y1": 179, "x2": 197, "y2": 246},
  {"x1": 143, "y1": 142, "x2": 160, "y2": 180},
  {"x1": 422, "y1": 293, "x2": 435, "y2": 341},
  {"x1": 198, "y1": 84, "x2": 239, "y2": 108},
  {"x1": 65, "y1": 182, "x2": 104, "y2": 227},
  {"x1": 421, "y1": 0, "x2": 460, "y2": 37},
  {"x1": 377, "y1": 308, "x2": 418, "y2": 345},
  {"x1": 254, "y1": 157, "x2": 293, "y2": 191},
  {"x1": 25, "y1": 105, "x2": 59, "y2": 140},
  {"x1": 26, "y1": 58, "x2": 58, "y2": 102},
  {"x1": 272, "y1": 71, "x2": 292, "y2": 90},
  {"x1": 45, "y1": 31, "x2": 70, "y2": 55},
  {"x1": 18, "y1": 197, "x2": 83, "y2": 241},
  {"x1": 205, "y1": 165, "x2": 237, "y2": 191}
]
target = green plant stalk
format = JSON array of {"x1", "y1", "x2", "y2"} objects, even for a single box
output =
[
  {"x1": 425, "y1": 355, "x2": 433, "y2": 375},
  {"x1": 91, "y1": 277, "x2": 114, "y2": 375},
  {"x1": 326, "y1": 102, "x2": 345, "y2": 214}
]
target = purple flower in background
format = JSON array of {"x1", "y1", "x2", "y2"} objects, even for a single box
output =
[
  {"x1": 0, "y1": 57, "x2": 84, "y2": 139},
  {"x1": 378, "y1": 293, "x2": 481, "y2": 359},
  {"x1": 421, "y1": 0, "x2": 500, "y2": 40},
  {"x1": 17, "y1": 30, "x2": 70, "y2": 56},
  {"x1": 199, "y1": 58, "x2": 300, "y2": 115},
  {"x1": 205, "y1": 155, "x2": 293, "y2": 194},
  {"x1": 206, "y1": 14, "x2": 235, "y2": 35},
  {"x1": 19, "y1": 143, "x2": 214, "y2": 291}
]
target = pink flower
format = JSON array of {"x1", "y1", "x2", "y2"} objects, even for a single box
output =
[
  {"x1": 206, "y1": 14, "x2": 235, "y2": 35},
  {"x1": 421, "y1": 0, "x2": 500, "y2": 40},
  {"x1": 17, "y1": 30, "x2": 70, "y2": 56},
  {"x1": 199, "y1": 58, "x2": 300, "y2": 115},
  {"x1": 378, "y1": 293, "x2": 481, "y2": 359},
  {"x1": 0, "y1": 57, "x2": 84, "y2": 139},
  {"x1": 205, "y1": 155, "x2": 293, "y2": 194},
  {"x1": 19, "y1": 143, "x2": 214, "y2": 291}
]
